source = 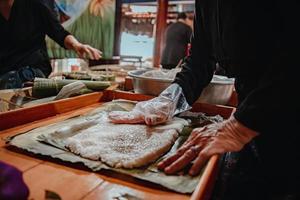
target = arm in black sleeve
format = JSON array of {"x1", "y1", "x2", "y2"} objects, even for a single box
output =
[
  {"x1": 174, "y1": 3, "x2": 215, "y2": 105},
  {"x1": 234, "y1": 61, "x2": 298, "y2": 133},
  {"x1": 185, "y1": 26, "x2": 192, "y2": 44},
  {"x1": 234, "y1": 0, "x2": 300, "y2": 133},
  {"x1": 34, "y1": 0, "x2": 70, "y2": 48}
]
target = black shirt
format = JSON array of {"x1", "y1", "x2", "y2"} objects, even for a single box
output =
[
  {"x1": 0, "y1": 0, "x2": 70, "y2": 76},
  {"x1": 175, "y1": 0, "x2": 300, "y2": 186},
  {"x1": 161, "y1": 22, "x2": 192, "y2": 66}
]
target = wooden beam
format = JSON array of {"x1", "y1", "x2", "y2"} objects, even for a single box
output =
[
  {"x1": 113, "y1": 0, "x2": 122, "y2": 57},
  {"x1": 153, "y1": 0, "x2": 169, "y2": 68}
]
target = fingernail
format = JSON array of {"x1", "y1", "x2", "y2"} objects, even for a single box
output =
[
  {"x1": 157, "y1": 163, "x2": 164, "y2": 170},
  {"x1": 189, "y1": 170, "x2": 195, "y2": 176},
  {"x1": 164, "y1": 167, "x2": 172, "y2": 174}
]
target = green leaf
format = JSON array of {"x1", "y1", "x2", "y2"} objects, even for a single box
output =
[{"x1": 45, "y1": 190, "x2": 62, "y2": 200}]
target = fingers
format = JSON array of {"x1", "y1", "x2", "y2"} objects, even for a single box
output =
[
  {"x1": 164, "y1": 146, "x2": 201, "y2": 174},
  {"x1": 144, "y1": 114, "x2": 168, "y2": 125},
  {"x1": 157, "y1": 130, "x2": 204, "y2": 170},
  {"x1": 108, "y1": 111, "x2": 144, "y2": 124},
  {"x1": 189, "y1": 149, "x2": 210, "y2": 176},
  {"x1": 87, "y1": 46, "x2": 102, "y2": 60},
  {"x1": 77, "y1": 50, "x2": 85, "y2": 59},
  {"x1": 157, "y1": 143, "x2": 193, "y2": 170},
  {"x1": 84, "y1": 46, "x2": 95, "y2": 60},
  {"x1": 189, "y1": 142, "x2": 226, "y2": 176},
  {"x1": 77, "y1": 46, "x2": 92, "y2": 59},
  {"x1": 157, "y1": 130, "x2": 211, "y2": 172},
  {"x1": 76, "y1": 45, "x2": 102, "y2": 60},
  {"x1": 185, "y1": 127, "x2": 207, "y2": 144},
  {"x1": 157, "y1": 153, "x2": 182, "y2": 170}
]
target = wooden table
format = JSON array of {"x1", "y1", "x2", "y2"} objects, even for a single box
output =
[{"x1": 0, "y1": 90, "x2": 234, "y2": 200}]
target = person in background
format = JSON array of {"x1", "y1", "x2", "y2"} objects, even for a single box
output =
[
  {"x1": 109, "y1": 1, "x2": 299, "y2": 200},
  {"x1": 185, "y1": 13, "x2": 194, "y2": 30},
  {"x1": 160, "y1": 12, "x2": 192, "y2": 69},
  {"x1": 0, "y1": 0, "x2": 102, "y2": 89}
]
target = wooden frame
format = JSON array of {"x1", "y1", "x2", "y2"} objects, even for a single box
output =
[{"x1": 0, "y1": 90, "x2": 234, "y2": 200}]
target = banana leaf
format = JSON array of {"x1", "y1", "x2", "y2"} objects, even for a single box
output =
[
  {"x1": 8, "y1": 101, "x2": 221, "y2": 194},
  {"x1": 32, "y1": 78, "x2": 110, "y2": 98}
]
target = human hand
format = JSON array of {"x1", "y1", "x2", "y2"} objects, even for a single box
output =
[
  {"x1": 73, "y1": 43, "x2": 102, "y2": 60},
  {"x1": 64, "y1": 35, "x2": 102, "y2": 60},
  {"x1": 109, "y1": 83, "x2": 190, "y2": 126},
  {"x1": 108, "y1": 96, "x2": 176, "y2": 125},
  {"x1": 157, "y1": 116, "x2": 258, "y2": 176}
]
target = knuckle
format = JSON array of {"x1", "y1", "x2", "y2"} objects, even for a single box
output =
[
  {"x1": 199, "y1": 151, "x2": 208, "y2": 158},
  {"x1": 185, "y1": 149, "x2": 194, "y2": 157},
  {"x1": 177, "y1": 148, "x2": 186, "y2": 154}
]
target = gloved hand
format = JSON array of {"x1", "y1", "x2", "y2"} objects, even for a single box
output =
[
  {"x1": 109, "y1": 83, "x2": 191, "y2": 125},
  {"x1": 157, "y1": 116, "x2": 258, "y2": 176}
]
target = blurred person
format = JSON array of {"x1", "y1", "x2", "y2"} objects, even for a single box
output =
[
  {"x1": 160, "y1": 12, "x2": 192, "y2": 69},
  {"x1": 109, "y1": 1, "x2": 300, "y2": 200},
  {"x1": 0, "y1": 0, "x2": 102, "y2": 89},
  {"x1": 186, "y1": 13, "x2": 194, "y2": 30}
]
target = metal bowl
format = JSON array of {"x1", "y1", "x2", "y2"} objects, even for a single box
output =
[
  {"x1": 128, "y1": 69, "x2": 173, "y2": 96},
  {"x1": 128, "y1": 69, "x2": 235, "y2": 105},
  {"x1": 196, "y1": 75, "x2": 235, "y2": 105}
]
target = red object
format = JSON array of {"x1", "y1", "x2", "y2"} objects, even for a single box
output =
[
  {"x1": 153, "y1": 0, "x2": 169, "y2": 67},
  {"x1": 71, "y1": 65, "x2": 80, "y2": 71},
  {"x1": 186, "y1": 43, "x2": 191, "y2": 56}
]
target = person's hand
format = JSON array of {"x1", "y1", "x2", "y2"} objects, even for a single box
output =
[
  {"x1": 108, "y1": 96, "x2": 176, "y2": 125},
  {"x1": 64, "y1": 35, "x2": 102, "y2": 60},
  {"x1": 73, "y1": 43, "x2": 102, "y2": 60},
  {"x1": 157, "y1": 116, "x2": 258, "y2": 176},
  {"x1": 109, "y1": 83, "x2": 190, "y2": 126}
]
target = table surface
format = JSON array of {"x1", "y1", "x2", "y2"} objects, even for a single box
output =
[{"x1": 0, "y1": 104, "x2": 190, "y2": 200}]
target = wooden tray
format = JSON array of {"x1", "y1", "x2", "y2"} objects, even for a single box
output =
[{"x1": 0, "y1": 90, "x2": 234, "y2": 200}]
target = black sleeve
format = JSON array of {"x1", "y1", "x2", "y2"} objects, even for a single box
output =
[
  {"x1": 233, "y1": 62, "x2": 298, "y2": 133},
  {"x1": 35, "y1": 0, "x2": 70, "y2": 48},
  {"x1": 234, "y1": 1, "x2": 300, "y2": 133},
  {"x1": 174, "y1": 3, "x2": 215, "y2": 105},
  {"x1": 185, "y1": 26, "x2": 192, "y2": 44}
]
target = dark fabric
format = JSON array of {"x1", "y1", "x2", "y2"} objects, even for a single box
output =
[
  {"x1": 0, "y1": 0, "x2": 70, "y2": 76},
  {"x1": 174, "y1": 0, "x2": 300, "y2": 198},
  {"x1": 0, "y1": 66, "x2": 45, "y2": 89},
  {"x1": 161, "y1": 64, "x2": 177, "y2": 70},
  {"x1": 212, "y1": 145, "x2": 300, "y2": 200},
  {"x1": 160, "y1": 22, "x2": 192, "y2": 67},
  {"x1": 0, "y1": 161, "x2": 29, "y2": 200}
]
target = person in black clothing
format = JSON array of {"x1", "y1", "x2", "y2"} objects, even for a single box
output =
[
  {"x1": 109, "y1": 1, "x2": 300, "y2": 199},
  {"x1": 0, "y1": 0, "x2": 101, "y2": 89},
  {"x1": 160, "y1": 12, "x2": 192, "y2": 69}
]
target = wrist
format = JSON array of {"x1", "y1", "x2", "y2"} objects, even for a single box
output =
[
  {"x1": 71, "y1": 41, "x2": 82, "y2": 51},
  {"x1": 64, "y1": 35, "x2": 81, "y2": 50},
  {"x1": 226, "y1": 116, "x2": 259, "y2": 143},
  {"x1": 159, "y1": 83, "x2": 191, "y2": 116}
]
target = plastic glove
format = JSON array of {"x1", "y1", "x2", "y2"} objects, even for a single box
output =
[
  {"x1": 109, "y1": 83, "x2": 191, "y2": 125},
  {"x1": 157, "y1": 116, "x2": 258, "y2": 176}
]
